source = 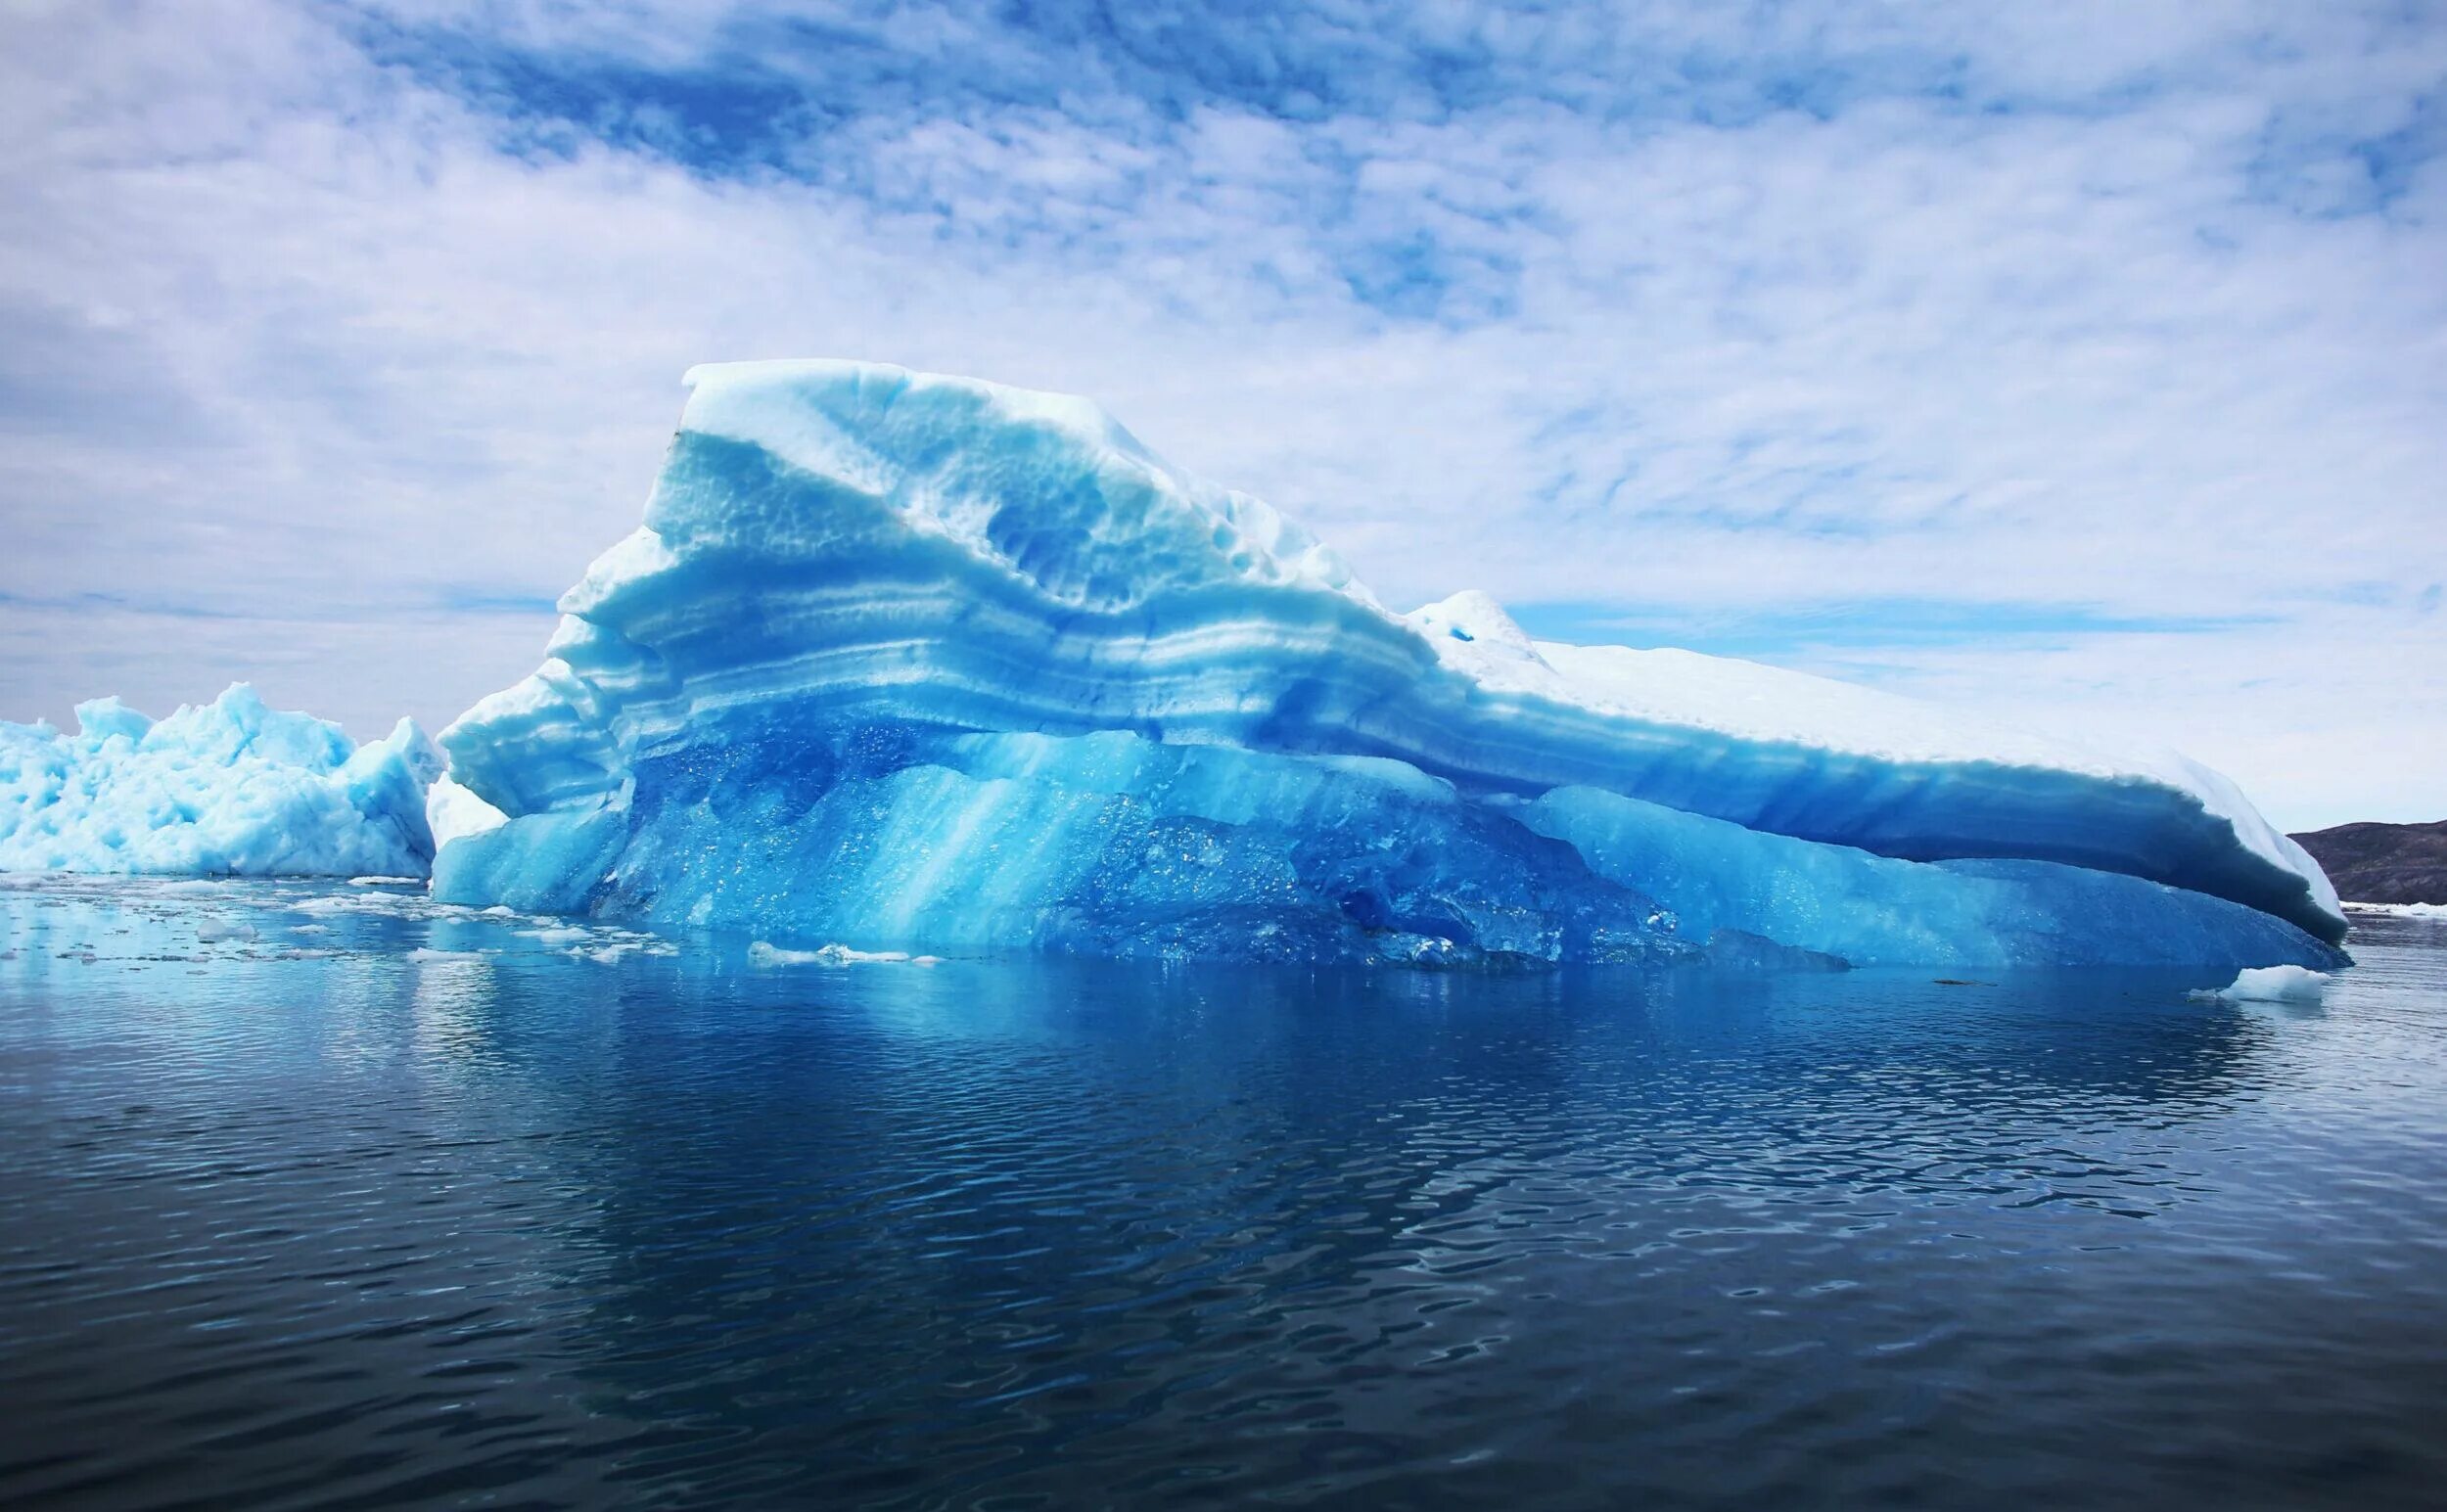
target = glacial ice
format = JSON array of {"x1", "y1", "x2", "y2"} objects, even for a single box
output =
[
  {"x1": 0, "y1": 684, "x2": 441, "y2": 878},
  {"x1": 2346, "y1": 900, "x2": 2447, "y2": 920},
  {"x1": 429, "y1": 359, "x2": 2347, "y2": 970},
  {"x1": 2191, "y1": 965, "x2": 2332, "y2": 1004}
]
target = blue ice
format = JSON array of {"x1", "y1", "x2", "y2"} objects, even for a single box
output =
[
  {"x1": 1, "y1": 684, "x2": 441, "y2": 878},
  {"x1": 421, "y1": 360, "x2": 2347, "y2": 970}
]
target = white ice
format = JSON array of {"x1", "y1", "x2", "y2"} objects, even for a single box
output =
[{"x1": 1, "y1": 684, "x2": 441, "y2": 879}]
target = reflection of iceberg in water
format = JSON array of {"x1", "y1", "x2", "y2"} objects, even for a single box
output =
[
  {"x1": 0, "y1": 881, "x2": 650, "y2": 1504},
  {"x1": 534, "y1": 956, "x2": 2306, "y2": 1493},
  {"x1": 7, "y1": 878, "x2": 2441, "y2": 1506}
]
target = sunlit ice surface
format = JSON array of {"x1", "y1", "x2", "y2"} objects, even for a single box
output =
[
  {"x1": 3, "y1": 877, "x2": 2444, "y2": 1509},
  {"x1": 424, "y1": 361, "x2": 2347, "y2": 962}
]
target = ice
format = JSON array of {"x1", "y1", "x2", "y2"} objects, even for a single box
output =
[
  {"x1": 428, "y1": 360, "x2": 2345, "y2": 969},
  {"x1": 2, "y1": 684, "x2": 442, "y2": 879},
  {"x1": 1522, "y1": 787, "x2": 2339, "y2": 969},
  {"x1": 750, "y1": 941, "x2": 923, "y2": 967},
  {"x1": 424, "y1": 773, "x2": 508, "y2": 853},
  {"x1": 2191, "y1": 965, "x2": 2332, "y2": 1004},
  {"x1": 2345, "y1": 900, "x2": 2447, "y2": 919}
]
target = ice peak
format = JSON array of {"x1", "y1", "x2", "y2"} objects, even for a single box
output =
[{"x1": 1408, "y1": 590, "x2": 1551, "y2": 670}]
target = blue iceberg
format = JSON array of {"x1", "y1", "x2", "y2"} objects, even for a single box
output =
[
  {"x1": 427, "y1": 359, "x2": 2346, "y2": 970},
  {"x1": 1, "y1": 684, "x2": 441, "y2": 878}
]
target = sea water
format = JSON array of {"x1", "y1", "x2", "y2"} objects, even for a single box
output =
[{"x1": 2, "y1": 878, "x2": 2443, "y2": 1510}]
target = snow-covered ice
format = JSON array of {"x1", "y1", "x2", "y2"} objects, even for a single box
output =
[
  {"x1": 2, "y1": 685, "x2": 441, "y2": 879},
  {"x1": 424, "y1": 360, "x2": 2348, "y2": 970}
]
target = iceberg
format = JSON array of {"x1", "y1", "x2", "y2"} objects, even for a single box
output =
[
  {"x1": 0, "y1": 684, "x2": 441, "y2": 878},
  {"x1": 432, "y1": 359, "x2": 2345, "y2": 969}
]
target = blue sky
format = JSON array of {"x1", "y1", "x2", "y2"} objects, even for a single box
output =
[{"x1": 1, "y1": 0, "x2": 2442, "y2": 829}]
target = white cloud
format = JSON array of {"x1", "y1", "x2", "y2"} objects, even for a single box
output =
[{"x1": 0, "y1": 0, "x2": 2441, "y2": 830}]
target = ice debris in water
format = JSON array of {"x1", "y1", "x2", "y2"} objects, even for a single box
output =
[
  {"x1": 2344, "y1": 900, "x2": 2447, "y2": 919},
  {"x1": 1, "y1": 685, "x2": 440, "y2": 878},
  {"x1": 415, "y1": 359, "x2": 2346, "y2": 971},
  {"x1": 2191, "y1": 965, "x2": 2332, "y2": 1004},
  {"x1": 750, "y1": 941, "x2": 937, "y2": 967}
]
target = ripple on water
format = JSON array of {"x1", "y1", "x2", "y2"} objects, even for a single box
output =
[{"x1": 1, "y1": 881, "x2": 2445, "y2": 1509}]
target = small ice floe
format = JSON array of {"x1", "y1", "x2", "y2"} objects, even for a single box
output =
[
  {"x1": 407, "y1": 946, "x2": 492, "y2": 962},
  {"x1": 196, "y1": 919, "x2": 258, "y2": 943},
  {"x1": 290, "y1": 892, "x2": 426, "y2": 917},
  {"x1": 347, "y1": 875, "x2": 425, "y2": 887},
  {"x1": 2342, "y1": 900, "x2": 2447, "y2": 920},
  {"x1": 520, "y1": 927, "x2": 593, "y2": 945},
  {"x1": 2190, "y1": 965, "x2": 2332, "y2": 1004},
  {"x1": 567, "y1": 941, "x2": 667, "y2": 964},
  {"x1": 750, "y1": 941, "x2": 933, "y2": 967}
]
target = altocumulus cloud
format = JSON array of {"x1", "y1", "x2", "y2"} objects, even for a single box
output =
[{"x1": 0, "y1": 0, "x2": 2440, "y2": 828}]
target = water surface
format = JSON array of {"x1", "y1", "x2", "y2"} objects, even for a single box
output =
[{"x1": 3, "y1": 879, "x2": 2444, "y2": 1509}]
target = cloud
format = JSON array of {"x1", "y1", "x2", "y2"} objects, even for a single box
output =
[{"x1": 1, "y1": 0, "x2": 2442, "y2": 828}]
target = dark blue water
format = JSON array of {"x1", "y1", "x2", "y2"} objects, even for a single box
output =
[{"x1": 4, "y1": 878, "x2": 2445, "y2": 1510}]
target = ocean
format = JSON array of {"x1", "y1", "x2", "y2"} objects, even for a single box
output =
[{"x1": 4, "y1": 877, "x2": 2443, "y2": 1510}]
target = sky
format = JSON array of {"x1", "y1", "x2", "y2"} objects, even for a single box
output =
[{"x1": 1, "y1": 0, "x2": 2441, "y2": 832}]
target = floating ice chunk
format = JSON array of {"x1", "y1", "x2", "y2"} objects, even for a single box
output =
[
  {"x1": 2191, "y1": 965, "x2": 2333, "y2": 1004},
  {"x1": 1, "y1": 685, "x2": 441, "y2": 878},
  {"x1": 2343, "y1": 900, "x2": 2447, "y2": 919},
  {"x1": 427, "y1": 360, "x2": 2347, "y2": 966},
  {"x1": 748, "y1": 942, "x2": 820, "y2": 966},
  {"x1": 750, "y1": 941, "x2": 913, "y2": 967}
]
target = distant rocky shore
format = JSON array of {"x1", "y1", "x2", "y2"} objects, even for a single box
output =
[{"x1": 2290, "y1": 820, "x2": 2447, "y2": 905}]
